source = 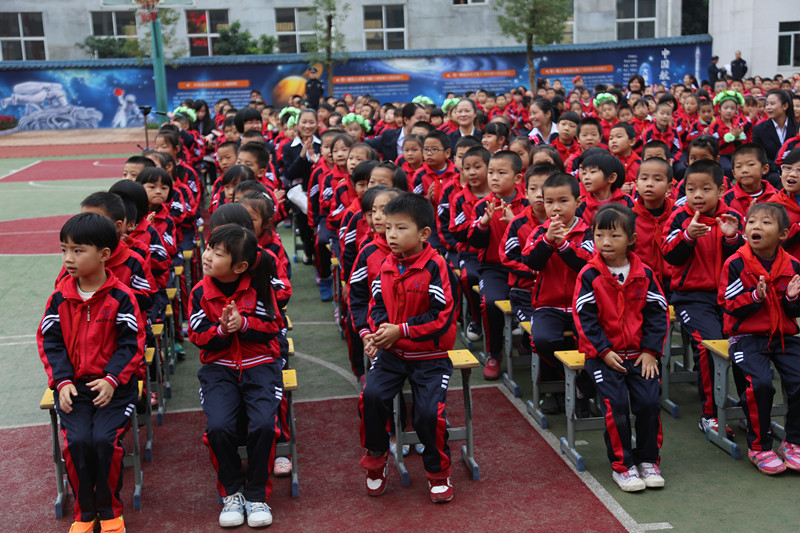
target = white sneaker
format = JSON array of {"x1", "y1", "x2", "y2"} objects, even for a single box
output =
[
  {"x1": 219, "y1": 492, "x2": 246, "y2": 527},
  {"x1": 466, "y1": 322, "x2": 482, "y2": 342},
  {"x1": 612, "y1": 466, "x2": 646, "y2": 492},
  {"x1": 636, "y1": 462, "x2": 665, "y2": 488},
  {"x1": 414, "y1": 443, "x2": 426, "y2": 454},
  {"x1": 245, "y1": 501, "x2": 273, "y2": 528}
]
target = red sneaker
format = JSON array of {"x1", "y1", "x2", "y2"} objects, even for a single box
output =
[
  {"x1": 360, "y1": 451, "x2": 389, "y2": 496},
  {"x1": 483, "y1": 357, "x2": 501, "y2": 380},
  {"x1": 428, "y1": 477, "x2": 454, "y2": 503}
]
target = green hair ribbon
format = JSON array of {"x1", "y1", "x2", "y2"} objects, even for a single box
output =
[
  {"x1": 342, "y1": 113, "x2": 371, "y2": 132},
  {"x1": 713, "y1": 90, "x2": 745, "y2": 108},
  {"x1": 173, "y1": 105, "x2": 197, "y2": 122},
  {"x1": 280, "y1": 106, "x2": 301, "y2": 128},
  {"x1": 412, "y1": 95, "x2": 434, "y2": 105},
  {"x1": 442, "y1": 98, "x2": 461, "y2": 113},
  {"x1": 592, "y1": 93, "x2": 618, "y2": 108}
]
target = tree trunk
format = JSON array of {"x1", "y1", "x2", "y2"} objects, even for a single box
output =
[
  {"x1": 526, "y1": 35, "x2": 535, "y2": 92},
  {"x1": 326, "y1": 14, "x2": 334, "y2": 97}
]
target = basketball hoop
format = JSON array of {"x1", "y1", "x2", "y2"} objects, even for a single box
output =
[{"x1": 135, "y1": 0, "x2": 160, "y2": 23}]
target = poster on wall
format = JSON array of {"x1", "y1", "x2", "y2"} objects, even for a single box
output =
[{"x1": 0, "y1": 37, "x2": 711, "y2": 131}]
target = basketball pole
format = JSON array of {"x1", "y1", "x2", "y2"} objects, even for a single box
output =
[{"x1": 149, "y1": 13, "x2": 168, "y2": 125}]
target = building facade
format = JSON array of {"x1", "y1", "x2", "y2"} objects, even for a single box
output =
[{"x1": 1, "y1": 0, "x2": 795, "y2": 78}]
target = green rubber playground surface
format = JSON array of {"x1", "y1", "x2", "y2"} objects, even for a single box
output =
[{"x1": 1, "y1": 150, "x2": 797, "y2": 532}]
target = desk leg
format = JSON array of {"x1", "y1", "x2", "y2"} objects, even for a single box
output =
[
  {"x1": 130, "y1": 409, "x2": 143, "y2": 509},
  {"x1": 391, "y1": 393, "x2": 410, "y2": 486},
  {"x1": 287, "y1": 389, "x2": 299, "y2": 498},
  {"x1": 460, "y1": 368, "x2": 480, "y2": 480},
  {"x1": 559, "y1": 367, "x2": 586, "y2": 471},
  {"x1": 49, "y1": 409, "x2": 66, "y2": 518},
  {"x1": 502, "y1": 314, "x2": 520, "y2": 398},
  {"x1": 705, "y1": 352, "x2": 741, "y2": 460},
  {"x1": 526, "y1": 352, "x2": 548, "y2": 429},
  {"x1": 660, "y1": 322, "x2": 681, "y2": 419}
]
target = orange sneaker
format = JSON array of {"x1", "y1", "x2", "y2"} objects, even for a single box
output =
[
  {"x1": 69, "y1": 518, "x2": 97, "y2": 533},
  {"x1": 100, "y1": 516, "x2": 125, "y2": 533}
]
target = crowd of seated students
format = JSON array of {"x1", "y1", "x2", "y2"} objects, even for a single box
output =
[{"x1": 36, "y1": 72, "x2": 800, "y2": 531}]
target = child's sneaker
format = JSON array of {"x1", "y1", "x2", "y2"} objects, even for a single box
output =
[
  {"x1": 219, "y1": 492, "x2": 246, "y2": 527},
  {"x1": 69, "y1": 518, "x2": 98, "y2": 533},
  {"x1": 273, "y1": 456, "x2": 292, "y2": 477},
  {"x1": 698, "y1": 416, "x2": 735, "y2": 438},
  {"x1": 778, "y1": 440, "x2": 800, "y2": 471},
  {"x1": 174, "y1": 342, "x2": 185, "y2": 359},
  {"x1": 636, "y1": 462, "x2": 665, "y2": 488},
  {"x1": 466, "y1": 322, "x2": 482, "y2": 342},
  {"x1": 318, "y1": 276, "x2": 333, "y2": 302},
  {"x1": 612, "y1": 466, "x2": 646, "y2": 492},
  {"x1": 748, "y1": 449, "x2": 786, "y2": 475},
  {"x1": 483, "y1": 356, "x2": 501, "y2": 380},
  {"x1": 428, "y1": 477, "x2": 454, "y2": 503},
  {"x1": 360, "y1": 451, "x2": 389, "y2": 496},
  {"x1": 100, "y1": 516, "x2": 125, "y2": 533},
  {"x1": 389, "y1": 437, "x2": 410, "y2": 457},
  {"x1": 414, "y1": 443, "x2": 426, "y2": 454},
  {"x1": 244, "y1": 501, "x2": 273, "y2": 528},
  {"x1": 540, "y1": 394, "x2": 559, "y2": 414}
]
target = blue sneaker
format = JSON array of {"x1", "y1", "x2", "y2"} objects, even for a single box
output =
[
  {"x1": 318, "y1": 276, "x2": 333, "y2": 302},
  {"x1": 174, "y1": 342, "x2": 185, "y2": 359}
]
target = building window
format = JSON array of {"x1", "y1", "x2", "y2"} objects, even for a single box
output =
[
  {"x1": 778, "y1": 21, "x2": 800, "y2": 67},
  {"x1": 186, "y1": 9, "x2": 228, "y2": 56},
  {"x1": 452, "y1": 0, "x2": 487, "y2": 4},
  {"x1": 91, "y1": 11, "x2": 137, "y2": 39},
  {"x1": 0, "y1": 12, "x2": 46, "y2": 60},
  {"x1": 363, "y1": 5, "x2": 405, "y2": 51},
  {"x1": 616, "y1": 0, "x2": 656, "y2": 40},
  {"x1": 275, "y1": 8, "x2": 316, "y2": 54},
  {"x1": 562, "y1": 0, "x2": 575, "y2": 44}
]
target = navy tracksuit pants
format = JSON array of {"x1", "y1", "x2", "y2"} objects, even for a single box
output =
[
  {"x1": 531, "y1": 307, "x2": 575, "y2": 382},
  {"x1": 459, "y1": 253, "x2": 482, "y2": 327},
  {"x1": 56, "y1": 379, "x2": 139, "y2": 522},
  {"x1": 730, "y1": 335, "x2": 800, "y2": 451},
  {"x1": 585, "y1": 357, "x2": 662, "y2": 473},
  {"x1": 360, "y1": 350, "x2": 453, "y2": 476},
  {"x1": 671, "y1": 291, "x2": 723, "y2": 418},
  {"x1": 198, "y1": 363, "x2": 283, "y2": 503},
  {"x1": 479, "y1": 264, "x2": 511, "y2": 358}
]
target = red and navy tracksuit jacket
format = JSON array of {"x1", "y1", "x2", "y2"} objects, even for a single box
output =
[
  {"x1": 188, "y1": 273, "x2": 284, "y2": 370},
  {"x1": 150, "y1": 203, "x2": 178, "y2": 259},
  {"x1": 327, "y1": 176, "x2": 358, "y2": 234},
  {"x1": 709, "y1": 117, "x2": 752, "y2": 156},
  {"x1": 776, "y1": 134, "x2": 800, "y2": 165},
  {"x1": 307, "y1": 158, "x2": 331, "y2": 227},
  {"x1": 632, "y1": 196, "x2": 676, "y2": 283},
  {"x1": 552, "y1": 137, "x2": 581, "y2": 165},
  {"x1": 641, "y1": 123, "x2": 683, "y2": 162},
  {"x1": 718, "y1": 243, "x2": 800, "y2": 450},
  {"x1": 129, "y1": 217, "x2": 170, "y2": 288},
  {"x1": 448, "y1": 185, "x2": 485, "y2": 253},
  {"x1": 576, "y1": 189, "x2": 635, "y2": 226},
  {"x1": 522, "y1": 217, "x2": 593, "y2": 312},
  {"x1": 771, "y1": 190, "x2": 800, "y2": 259},
  {"x1": 616, "y1": 151, "x2": 642, "y2": 185},
  {"x1": 468, "y1": 191, "x2": 529, "y2": 264},
  {"x1": 341, "y1": 208, "x2": 372, "y2": 283},
  {"x1": 37, "y1": 270, "x2": 145, "y2": 522},
  {"x1": 349, "y1": 233, "x2": 392, "y2": 338},
  {"x1": 572, "y1": 252, "x2": 669, "y2": 472},
  {"x1": 413, "y1": 161, "x2": 459, "y2": 206},
  {"x1": 723, "y1": 181, "x2": 777, "y2": 221},
  {"x1": 600, "y1": 118, "x2": 619, "y2": 144},
  {"x1": 500, "y1": 206, "x2": 540, "y2": 291},
  {"x1": 368, "y1": 242, "x2": 458, "y2": 360},
  {"x1": 437, "y1": 177, "x2": 463, "y2": 255},
  {"x1": 38, "y1": 270, "x2": 145, "y2": 392}
]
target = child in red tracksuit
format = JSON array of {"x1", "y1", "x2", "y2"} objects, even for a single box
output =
[
  {"x1": 468, "y1": 151, "x2": 529, "y2": 379},
  {"x1": 772, "y1": 149, "x2": 800, "y2": 257},
  {"x1": 632, "y1": 157, "x2": 676, "y2": 288},
  {"x1": 641, "y1": 103, "x2": 683, "y2": 165},
  {"x1": 662, "y1": 160, "x2": 744, "y2": 434},
  {"x1": 38, "y1": 213, "x2": 145, "y2": 533},
  {"x1": 413, "y1": 130, "x2": 460, "y2": 254},
  {"x1": 608, "y1": 123, "x2": 641, "y2": 196},
  {"x1": 349, "y1": 187, "x2": 403, "y2": 381},
  {"x1": 576, "y1": 152, "x2": 634, "y2": 225},
  {"x1": 189, "y1": 224, "x2": 285, "y2": 528},
  {"x1": 522, "y1": 173, "x2": 593, "y2": 400},
  {"x1": 718, "y1": 202, "x2": 800, "y2": 475},
  {"x1": 573, "y1": 204, "x2": 669, "y2": 492},
  {"x1": 724, "y1": 143, "x2": 776, "y2": 218},
  {"x1": 360, "y1": 194, "x2": 458, "y2": 504},
  {"x1": 137, "y1": 168, "x2": 178, "y2": 260}
]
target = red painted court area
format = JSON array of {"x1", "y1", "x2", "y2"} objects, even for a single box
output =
[
  {"x1": 0, "y1": 388, "x2": 625, "y2": 532},
  {"x1": 0, "y1": 141, "x2": 141, "y2": 159},
  {"x1": 0, "y1": 215, "x2": 71, "y2": 255},
  {"x1": 0, "y1": 158, "x2": 127, "y2": 183}
]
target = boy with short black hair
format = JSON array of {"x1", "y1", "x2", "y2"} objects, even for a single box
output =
[
  {"x1": 468, "y1": 151, "x2": 529, "y2": 379},
  {"x1": 609, "y1": 122, "x2": 641, "y2": 195},
  {"x1": 38, "y1": 212, "x2": 145, "y2": 533},
  {"x1": 724, "y1": 143, "x2": 775, "y2": 217},
  {"x1": 662, "y1": 160, "x2": 744, "y2": 434},
  {"x1": 642, "y1": 140, "x2": 671, "y2": 163},
  {"x1": 565, "y1": 117, "x2": 604, "y2": 174},
  {"x1": 360, "y1": 193, "x2": 458, "y2": 503},
  {"x1": 412, "y1": 129, "x2": 459, "y2": 253},
  {"x1": 552, "y1": 111, "x2": 582, "y2": 164},
  {"x1": 719, "y1": 202, "x2": 800, "y2": 475},
  {"x1": 238, "y1": 142, "x2": 281, "y2": 193},
  {"x1": 642, "y1": 102, "x2": 683, "y2": 163},
  {"x1": 122, "y1": 155, "x2": 155, "y2": 181},
  {"x1": 633, "y1": 157, "x2": 675, "y2": 286},
  {"x1": 234, "y1": 107, "x2": 263, "y2": 134},
  {"x1": 576, "y1": 152, "x2": 634, "y2": 225}
]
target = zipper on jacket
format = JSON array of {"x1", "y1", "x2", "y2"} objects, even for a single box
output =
[{"x1": 87, "y1": 305, "x2": 91, "y2": 322}]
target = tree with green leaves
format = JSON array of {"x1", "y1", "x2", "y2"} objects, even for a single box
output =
[
  {"x1": 306, "y1": 0, "x2": 350, "y2": 96},
  {"x1": 76, "y1": 8, "x2": 185, "y2": 60},
  {"x1": 215, "y1": 21, "x2": 277, "y2": 55},
  {"x1": 493, "y1": 0, "x2": 572, "y2": 90}
]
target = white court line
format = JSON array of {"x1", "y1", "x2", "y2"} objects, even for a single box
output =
[
  {"x1": 92, "y1": 160, "x2": 124, "y2": 168},
  {"x1": 0, "y1": 159, "x2": 41, "y2": 181},
  {"x1": 0, "y1": 334, "x2": 35, "y2": 340},
  {"x1": 0, "y1": 253, "x2": 59, "y2": 257},
  {"x1": 27, "y1": 181, "x2": 117, "y2": 190},
  {"x1": 0, "y1": 229, "x2": 60, "y2": 236},
  {"x1": 0, "y1": 341, "x2": 36, "y2": 347},
  {"x1": 497, "y1": 386, "x2": 673, "y2": 532}
]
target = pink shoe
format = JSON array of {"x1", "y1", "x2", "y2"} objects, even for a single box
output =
[
  {"x1": 777, "y1": 440, "x2": 800, "y2": 471},
  {"x1": 483, "y1": 357, "x2": 501, "y2": 380},
  {"x1": 273, "y1": 456, "x2": 292, "y2": 477},
  {"x1": 748, "y1": 449, "x2": 786, "y2": 475}
]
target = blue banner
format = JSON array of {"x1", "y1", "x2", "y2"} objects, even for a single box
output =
[{"x1": 0, "y1": 36, "x2": 711, "y2": 130}]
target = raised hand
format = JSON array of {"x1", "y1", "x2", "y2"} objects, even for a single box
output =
[
  {"x1": 686, "y1": 210, "x2": 710, "y2": 239},
  {"x1": 756, "y1": 275, "x2": 767, "y2": 301},
  {"x1": 716, "y1": 213, "x2": 739, "y2": 237},
  {"x1": 787, "y1": 274, "x2": 800, "y2": 300}
]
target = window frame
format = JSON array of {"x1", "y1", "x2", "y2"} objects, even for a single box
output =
[
  {"x1": 89, "y1": 10, "x2": 138, "y2": 40},
  {"x1": 615, "y1": 0, "x2": 657, "y2": 41},
  {"x1": 0, "y1": 11, "x2": 47, "y2": 61},
  {"x1": 778, "y1": 20, "x2": 800, "y2": 67},
  {"x1": 275, "y1": 7, "x2": 317, "y2": 54},
  {"x1": 185, "y1": 8, "x2": 229, "y2": 57},
  {"x1": 362, "y1": 5, "x2": 406, "y2": 51},
  {"x1": 452, "y1": 0, "x2": 488, "y2": 5}
]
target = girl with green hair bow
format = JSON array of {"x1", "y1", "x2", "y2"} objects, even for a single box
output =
[
  {"x1": 342, "y1": 112, "x2": 371, "y2": 141},
  {"x1": 412, "y1": 95, "x2": 434, "y2": 106},
  {"x1": 279, "y1": 106, "x2": 301, "y2": 129},
  {"x1": 441, "y1": 98, "x2": 460, "y2": 114},
  {"x1": 709, "y1": 89, "x2": 750, "y2": 169}
]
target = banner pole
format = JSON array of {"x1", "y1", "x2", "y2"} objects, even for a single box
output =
[{"x1": 150, "y1": 16, "x2": 168, "y2": 125}]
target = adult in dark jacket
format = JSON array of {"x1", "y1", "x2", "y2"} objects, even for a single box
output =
[
  {"x1": 707, "y1": 56, "x2": 726, "y2": 84},
  {"x1": 305, "y1": 67, "x2": 325, "y2": 109},
  {"x1": 366, "y1": 102, "x2": 427, "y2": 162},
  {"x1": 730, "y1": 51, "x2": 748, "y2": 80},
  {"x1": 752, "y1": 89, "x2": 798, "y2": 172}
]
